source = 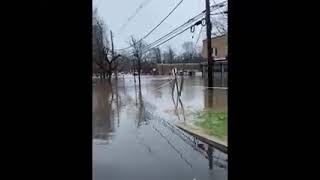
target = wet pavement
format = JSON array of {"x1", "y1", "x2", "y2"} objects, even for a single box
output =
[{"x1": 93, "y1": 75, "x2": 228, "y2": 180}]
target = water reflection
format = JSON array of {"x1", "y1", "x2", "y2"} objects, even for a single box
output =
[
  {"x1": 206, "y1": 89, "x2": 214, "y2": 109},
  {"x1": 169, "y1": 77, "x2": 227, "y2": 170},
  {"x1": 151, "y1": 124, "x2": 193, "y2": 168},
  {"x1": 202, "y1": 88, "x2": 228, "y2": 169},
  {"x1": 92, "y1": 80, "x2": 122, "y2": 144},
  {"x1": 150, "y1": 80, "x2": 165, "y2": 98},
  {"x1": 204, "y1": 89, "x2": 227, "y2": 112},
  {"x1": 151, "y1": 110, "x2": 227, "y2": 170},
  {"x1": 171, "y1": 74, "x2": 186, "y2": 122},
  {"x1": 93, "y1": 76, "x2": 228, "y2": 180},
  {"x1": 115, "y1": 80, "x2": 121, "y2": 128},
  {"x1": 134, "y1": 82, "x2": 149, "y2": 128}
]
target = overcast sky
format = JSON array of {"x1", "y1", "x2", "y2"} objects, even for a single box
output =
[{"x1": 93, "y1": 0, "x2": 224, "y2": 54}]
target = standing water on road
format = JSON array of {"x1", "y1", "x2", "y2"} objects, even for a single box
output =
[{"x1": 93, "y1": 75, "x2": 227, "y2": 180}]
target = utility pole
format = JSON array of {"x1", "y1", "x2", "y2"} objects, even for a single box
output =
[
  {"x1": 131, "y1": 37, "x2": 142, "y2": 88},
  {"x1": 110, "y1": 30, "x2": 118, "y2": 79},
  {"x1": 137, "y1": 52, "x2": 141, "y2": 89},
  {"x1": 205, "y1": 0, "x2": 214, "y2": 87},
  {"x1": 134, "y1": 51, "x2": 141, "y2": 87},
  {"x1": 111, "y1": 31, "x2": 114, "y2": 57},
  {"x1": 133, "y1": 59, "x2": 136, "y2": 83},
  {"x1": 137, "y1": 53, "x2": 141, "y2": 86},
  {"x1": 162, "y1": 60, "x2": 164, "y2": 75}
]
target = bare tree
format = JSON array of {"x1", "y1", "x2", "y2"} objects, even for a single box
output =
[
  {"x1": 162, "y1": 46, "x2": 175, "y2": 64},
  {"x1": 151, "y1": 47, "x2": 161, "y2": 64},
  {"x1": 182, "y1": 41, "x2": 197, "y2": 63},
  {"x1": 130, "y1": 37, "x2": 147, "y2": 85},
  {"x1": 104, "y1": 30, "x2": 121, "y2": 79},
  {"x1": 168, "y1": 46, "x2": 175, "y2": 64},
  {"x1": 92, "y1": 8, "x2": 105, "y2": 78},
  {"x1": 92, "y1": 8, "x2": 120, "y2": 80},
  {"x1": 211, "y1": 14, "x2": 228, "y2": 36},
  {"x1": 116, "y1": 51, "x2": 132, "y2": 73}
]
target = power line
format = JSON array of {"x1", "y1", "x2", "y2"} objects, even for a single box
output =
[
  {"x1": 210, "y1": 12, "x2": 227, "y2": 35},
  {"x1": 140, "y1": 0, "x2": 184, "y2": 42},
  {"x1": 146, "y1": 26, "x2": 189, "y2": 51},
  {"x1": 211, "y1": 11, "x2": 227, "y2": 16},
  {"x1": 118, "y1": 11, "x2": 204, "y2": 54},
  {"x1": 117, "y1": 1, "x2": 227, "y2": 53},
  {"x1": 125, "y1": 22, "x2": 194, "y2": 55},
  {"x1": 195, "y1": 25, "x2": 204, "y2": 45},
  {"x1": 143, "y1": 24, "x2": 194, "y2": 53},
  {"x1": 144, "y1": 0, "x2": 226, "y2": 49},
  {"x1": 122, "y1": 14, "x2": 203, "y2": 56},
  {"x1": 210, "y1": 1, "x2": 227, "y2": 36},
  {"x1": 144, "y1": 1, "x2": 227, "y2": 51},
  {"x1": 117, "y1": 0, "x2": 153, "y2": 33},
  {"x1": 212, "y1": 0, "x2": 227, "y2": 18},
  {"x1": 144, "y1": 12, "x2": 205, "y2": 50},
  {"x1": 116, "y1": 0, "x2": 184, "y2": 51}
]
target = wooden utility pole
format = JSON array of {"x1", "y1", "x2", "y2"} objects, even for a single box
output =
[
  {"x1": 137, "y1": 53, "x2": 141, "y2": 86},
  {"x1": 134, "y1": 51, "x2": 141, "y2": 87},
  {"x1": 111, "y1": 31, "x2": 114, "y2": 57},
  {"x1": 131, "y1": 37, "x2": 142, "y2": 87},
  {"x1": 133, "y1": 58, "x2": 136, "y2": 83},
  {"x1": 110, "y1": 30, "x2": 118, "y2": 79},
  {"x1": 205, "y1": 0, "x2": 214, "y2": 87}
]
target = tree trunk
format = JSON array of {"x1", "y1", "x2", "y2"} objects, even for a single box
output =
[
  {"x1": 108, "y1": 71, "x2": 112, "y2": 79},
  {"x1": 138, "y1": 57, "x2": 141, "y2": 87},
  {"x1": 108, "y1": 63, "x2": 112, "y2": 79}
]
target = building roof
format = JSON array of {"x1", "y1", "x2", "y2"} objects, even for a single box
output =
[{"x1": 202, "y1": 34, "x2": 227, "y2": 42}]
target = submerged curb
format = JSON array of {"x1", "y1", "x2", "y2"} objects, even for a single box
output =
[{"x1": 176, "y1": 123, "x2": 228, "y2": 153}]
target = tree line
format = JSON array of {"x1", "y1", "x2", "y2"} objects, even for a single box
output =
[{"x1": 93, "y1": 8, "x2": 206, "y2": 79}]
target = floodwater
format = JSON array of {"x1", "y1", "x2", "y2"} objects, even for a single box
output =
[{"x1": 92, "y1": 75, "x2": 228, "y2": 180}]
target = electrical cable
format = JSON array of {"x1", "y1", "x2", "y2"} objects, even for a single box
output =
[
  {"x1": 117, "y1": 1, "x2": 226, "y2": 54},
  {"x1": 116, "y1": 0, "x2": 184, "y2": 51}
]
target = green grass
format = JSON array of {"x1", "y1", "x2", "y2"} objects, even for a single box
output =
[{"x1": 193, "y1": 110, "x2": 227, "y2": 139}]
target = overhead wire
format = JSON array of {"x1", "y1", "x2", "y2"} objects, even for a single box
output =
[
  {"x1": 116, "y1": 0, "x2": 184, "y2": 51},
  {"x1": 139, "y1": 0, "x2": 184, "y2": 42},
  {"x1": 143, "y1": 12, "x2": 205, "y2": 51},
  {"x1": 212, "y1": 0, "x2": 227, "y2": 18},
  {"x1": 122, "y1": 15, "x2": 203, "y2": 56},
  {"x1": 143, "y1": 0, "x2": 226, "y2": 50},
  {"x1": 211, "y1": 0, "x2": 227, "y2": 35},
  {"x1": 120, "y1": 12, "x2": 205, "y2": 55},
  {"x1": 143, "y1": 25, "x2": 191, "y2": 53},
  {"x1": 118, "y1": 1, "x2": 227, "y2": 54},
  {"x1": 143, "y1": 1, "x2": 226, "y2": 52},
  {"x1": 195, "y1": 25, "x2": 204, "y2": 45},
  {"x1": 117, "y1": 0, "x2": 154, "y2": 33}
]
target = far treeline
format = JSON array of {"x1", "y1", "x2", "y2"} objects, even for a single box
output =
[{"x1": 92, "y1": 8, "x2": 206, "y2": 79}]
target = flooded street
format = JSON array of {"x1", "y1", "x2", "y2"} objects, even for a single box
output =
[{"x1": 92, "y1": 75, "x2": 227, "y2": 180}]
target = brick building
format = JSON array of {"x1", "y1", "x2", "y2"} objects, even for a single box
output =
[
  {"x1": 202, "y1": 34, "x2": 227, "y2": 59},
  {"x1": 201, "y1": 34, "x2": 228, "y2": 86}
]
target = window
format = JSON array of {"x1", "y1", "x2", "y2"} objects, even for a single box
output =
[{"x1": 212, "y1": 47, "x2": 218, "y2": 57}]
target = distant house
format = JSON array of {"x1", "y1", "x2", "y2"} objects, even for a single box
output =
[
  {"x1": 200, "y1": 34, "x2": 228, "y2": 83},
  {"x1": 202, "y1": 34, "x2": 227, "y2": 60}
]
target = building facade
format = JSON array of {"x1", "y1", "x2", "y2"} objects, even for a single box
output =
[
  {"x1": 202, "y1": 34, "x2": 228, "y2": 59},
  {"x1": 201, "y1": 34, "x2": 228, "y2": 86},
  {"x1": 156, "y1": 63, "x2": 202, "y2": 75}
]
